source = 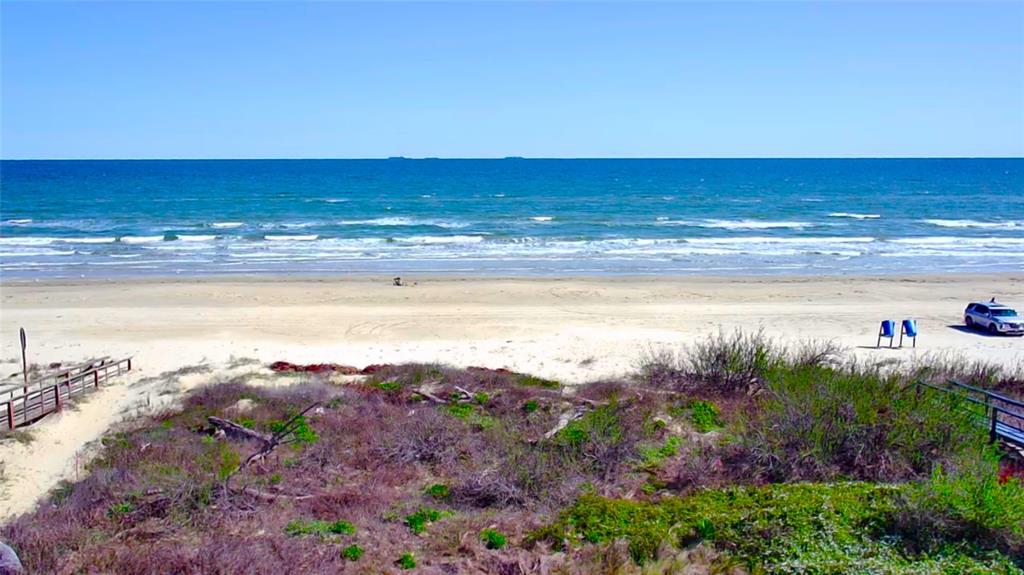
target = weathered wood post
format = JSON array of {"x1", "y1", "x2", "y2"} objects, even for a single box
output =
[{"x1": 20, "y1": 328, "x2": 28, "y2": 393}]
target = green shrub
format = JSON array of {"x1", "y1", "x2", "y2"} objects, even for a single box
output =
[
  {"x1": 376, "y1": 381, "x2": 401, "y2": 392},
  {"x1": 50, "y1": 480, "x2": 74, "y2": 505},
  {"x1": 638, "y1": 436, "x2": 681, "y2": 468},
  {"x1": 480, "y1": 528, "x2": 507, "y2": 549},
  {"x1": 341, "y1": 544, "x2": 363, "y2": 561},
  {"x1": 523, "y1": 400, "x2": 540, "y2": 413},
  {"x1": 518, "y1": 375, "x2": 560, "y2": 389},
  {"x1": 686, "y1": 330, "x2": 784, "y2": 392},
  {"x1": 535, "y1": 483, "x2": 1020, "y2": 572},
  {"x1": 911, "y1": 447, "x2": 1024, "y2": 543},
  {"x1": 445, "y1": 403, "x2": 474, "y2": 419},
  {"x1": 107, "y1": 501, "x2": 134, "y2": 518},
  {"x1": 396, "y1": 552, "x2": 416, "y2": 569},
  {"x1": 689, "y1": 400, "x2": 721, "y2": 432},
  {"x1": 217, "y1": 446, "x2": 241, "y2": 481},
  {"x1": 474, "y1": 392, "x2": 490, "y2": 405},
  {"x1": 748, "y1": 363, "x2": 984, "y2": 481},
  {"x1": 284, "y1": 518, "x2": 355, "y2": 537},
  {"x1": 425, "y1": 483, "x2": 450, "y2": 500},
  {"x1": 555, "y1": 401, "x2": 622, "y2": 449},
  {"x1": 405, "y1": 507, "x2": 449, "y2": 534},
  {"x1": 269, "y1": 415, "x2": 318, "y2": 445}
]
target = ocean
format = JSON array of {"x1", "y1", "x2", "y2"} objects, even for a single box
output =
[{"x1": 1, "y1": 158, "x2": 1022, "y2": 278}]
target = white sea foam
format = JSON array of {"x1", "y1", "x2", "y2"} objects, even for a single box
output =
[
  {"x1": 338, "y1": 217, "x2": 467, "y2": 229},
  {"x1": 211, "y1": 222, "x2": 244, "y2": 229},
  {"x1": 120, "y1": 235, "x2": 165, "y2": 244},
  {"x1": 687, "y1": 236, "x2": 875, "y2": 245},
  {"x1": 62, "y1": 237, "x2": 117, "y2": 244},
  {"x1": 395, "y1": 235, "x2": 485, "y2": 244},
  {"x1": 265, "y1": 234, "x2": 318, "y2": 241},
  {"x1": 921, "y1": 219, "x2": 1022, "y2": 230},
  {"x1": 0, "y1": 248, "x2": 76, "y2": 257},
  {"x1": 890, "y1": 236, "x2": 1024, "y2": 246},
  {"x1": 697, "y1": 219, "x2": 812, "y2": 230},
  {"x1": 530, "y1": 216, "x2": 554, "y2": 222},
  {"x1": 0, "y1": 237, "x2": 56, "y2": 245},
  {"x1": 4, "y1": 219, "x2": 33, "y2": 225},
  {"x1": 176, "y1": 234, "x2": 217, "y2": 242},
  {"x1": 829, "y1": 213, "x2": 881, "y2": 220}
]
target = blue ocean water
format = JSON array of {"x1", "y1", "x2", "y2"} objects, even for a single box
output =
[{"x1": 1, "y1": 159, "x2": 1022, "y2": 278}]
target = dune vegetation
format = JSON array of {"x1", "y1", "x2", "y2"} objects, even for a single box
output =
[{"x1": 2, "y1": 332, "x2": 1022, "y2": 574}]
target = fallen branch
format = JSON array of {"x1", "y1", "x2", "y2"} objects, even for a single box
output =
[
  {"x1": 414, "y1": 388, "x2": 448, "y2": 404},
  {"x1": 208, "y1": 416, "x2": 272, "y2": 446},
  {"x1": 453, "y1": 385, "x2": 474, "y2": 401},
  {"x1": 240, "y1": 402, "x2": 321, "y2": 469},
  {"x1": 235, "y1": 486, "x2": 315, "y2": 501},
  {"x1": 538, "y1": 405, "x2": 591, "y2": 442},
  {"x1": 216, "y1": 402, "x2": 320, "y2": 497}
]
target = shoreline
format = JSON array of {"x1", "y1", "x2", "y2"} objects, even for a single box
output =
[
  {"x1": 1, "y1": 272, "x2": 1022, "y2": 523},
  {"x1": 2, "y1": 273, "x2": 1020, "y2": 380},
  {"x1": 4, "y1": 270, "x2": 1021, "y2": 286}
]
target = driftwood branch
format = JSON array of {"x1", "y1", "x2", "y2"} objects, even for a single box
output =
[
  {"x1": 212, "y1": 402, "x2": 320, "y2": 498},
  {"x1": 453, "y1": 385, "x2": 474, "y2": 401},
  {"x1": 240, "y1": 402, "x2": 320, "y2": 469},
  {"x1": 208, "y1": 416, "x2": 272, "y2": 446},
  {"x1": 537, "y1": 405, "x2": 591, "y2": 442},
  {"x1": 237, "y1": 486, "x2": 315, "y2": 501},
  {"x1": 414, "y1": 388, "x2": 448, "y2": 404}
]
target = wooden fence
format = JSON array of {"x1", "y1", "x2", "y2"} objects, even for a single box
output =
[{"x1": 0, "y1": 357, "x2": 133, "y2": 431}]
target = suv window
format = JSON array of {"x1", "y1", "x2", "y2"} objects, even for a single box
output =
[
  {"x1": 991, "y1": 308, "x2": 1018, "y2": 317},
  {"x1": 975, "y1": 305, "x2": 989, "y2": 314}
]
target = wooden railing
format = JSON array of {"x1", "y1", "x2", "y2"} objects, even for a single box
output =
[
  {"x1": 916, "y1": 379, "x2": 1024, "y2": 448},
  {"x1": 0, "y1": 357, "x2": 133, "y2": 431}
]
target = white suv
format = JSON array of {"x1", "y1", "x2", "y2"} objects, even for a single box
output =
[{"x1": 964, "y1": 301, "x2": 1024, "y2": 336}]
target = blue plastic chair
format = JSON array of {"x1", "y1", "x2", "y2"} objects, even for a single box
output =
[
  {"x1": 877, "y1": 320, "x2": 895, "y2": 348},
  {"x1": 900, "y1": 319, "x2": 917, "y2": 348}
]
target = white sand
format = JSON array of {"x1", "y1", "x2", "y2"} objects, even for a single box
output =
[{"x1": 0, "y1": 273, "x2": 1021, "y2": 522}]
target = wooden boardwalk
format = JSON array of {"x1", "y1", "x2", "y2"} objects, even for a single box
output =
[
  {"x1": 917, "y1": 379, "x2": 1024, "y2": 449},
  {"x1": 0, "y1": 357, "x2": 132, "y2": 431}
]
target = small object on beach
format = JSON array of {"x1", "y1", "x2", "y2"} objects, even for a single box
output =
[
  {"x1": 393, "y1": 276, "x2": 403, "y2": 286},
  {"x1": 877, "y1": 320, "x2": 896, "y2": 348}
]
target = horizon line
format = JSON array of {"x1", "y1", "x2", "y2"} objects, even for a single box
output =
[{"x1": 3, "y1": 156, "x2": 1023, "y2": 162}]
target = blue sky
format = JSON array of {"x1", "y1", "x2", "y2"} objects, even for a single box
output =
[{"x1": 2, "y1": 1, "x2": 1022, "y2": 159}]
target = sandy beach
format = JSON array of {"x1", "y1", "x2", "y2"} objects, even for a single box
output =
[
  {"x1": 2, "y1": 274, "x2": 1022, "y2": 380},
  {"x1": 1, "y1": 273, "x2": 1022, "y2": 522}
]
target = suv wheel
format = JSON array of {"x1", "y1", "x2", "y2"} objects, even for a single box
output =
[
  {"x1": 966, "y1": 317, "x2": 974, "y2": 328},
  {"x1": 988, "y1": 323, "x2": 999, "y2": 335}
]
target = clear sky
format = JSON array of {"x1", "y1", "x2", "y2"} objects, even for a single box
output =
[{"x1": 2, "y1": 1, "x2": 1022, "y2": 159}]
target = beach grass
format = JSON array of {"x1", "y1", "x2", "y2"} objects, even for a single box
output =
[{"x1": 2, "y1": 335, "x2": 1021, "y2": 573}]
